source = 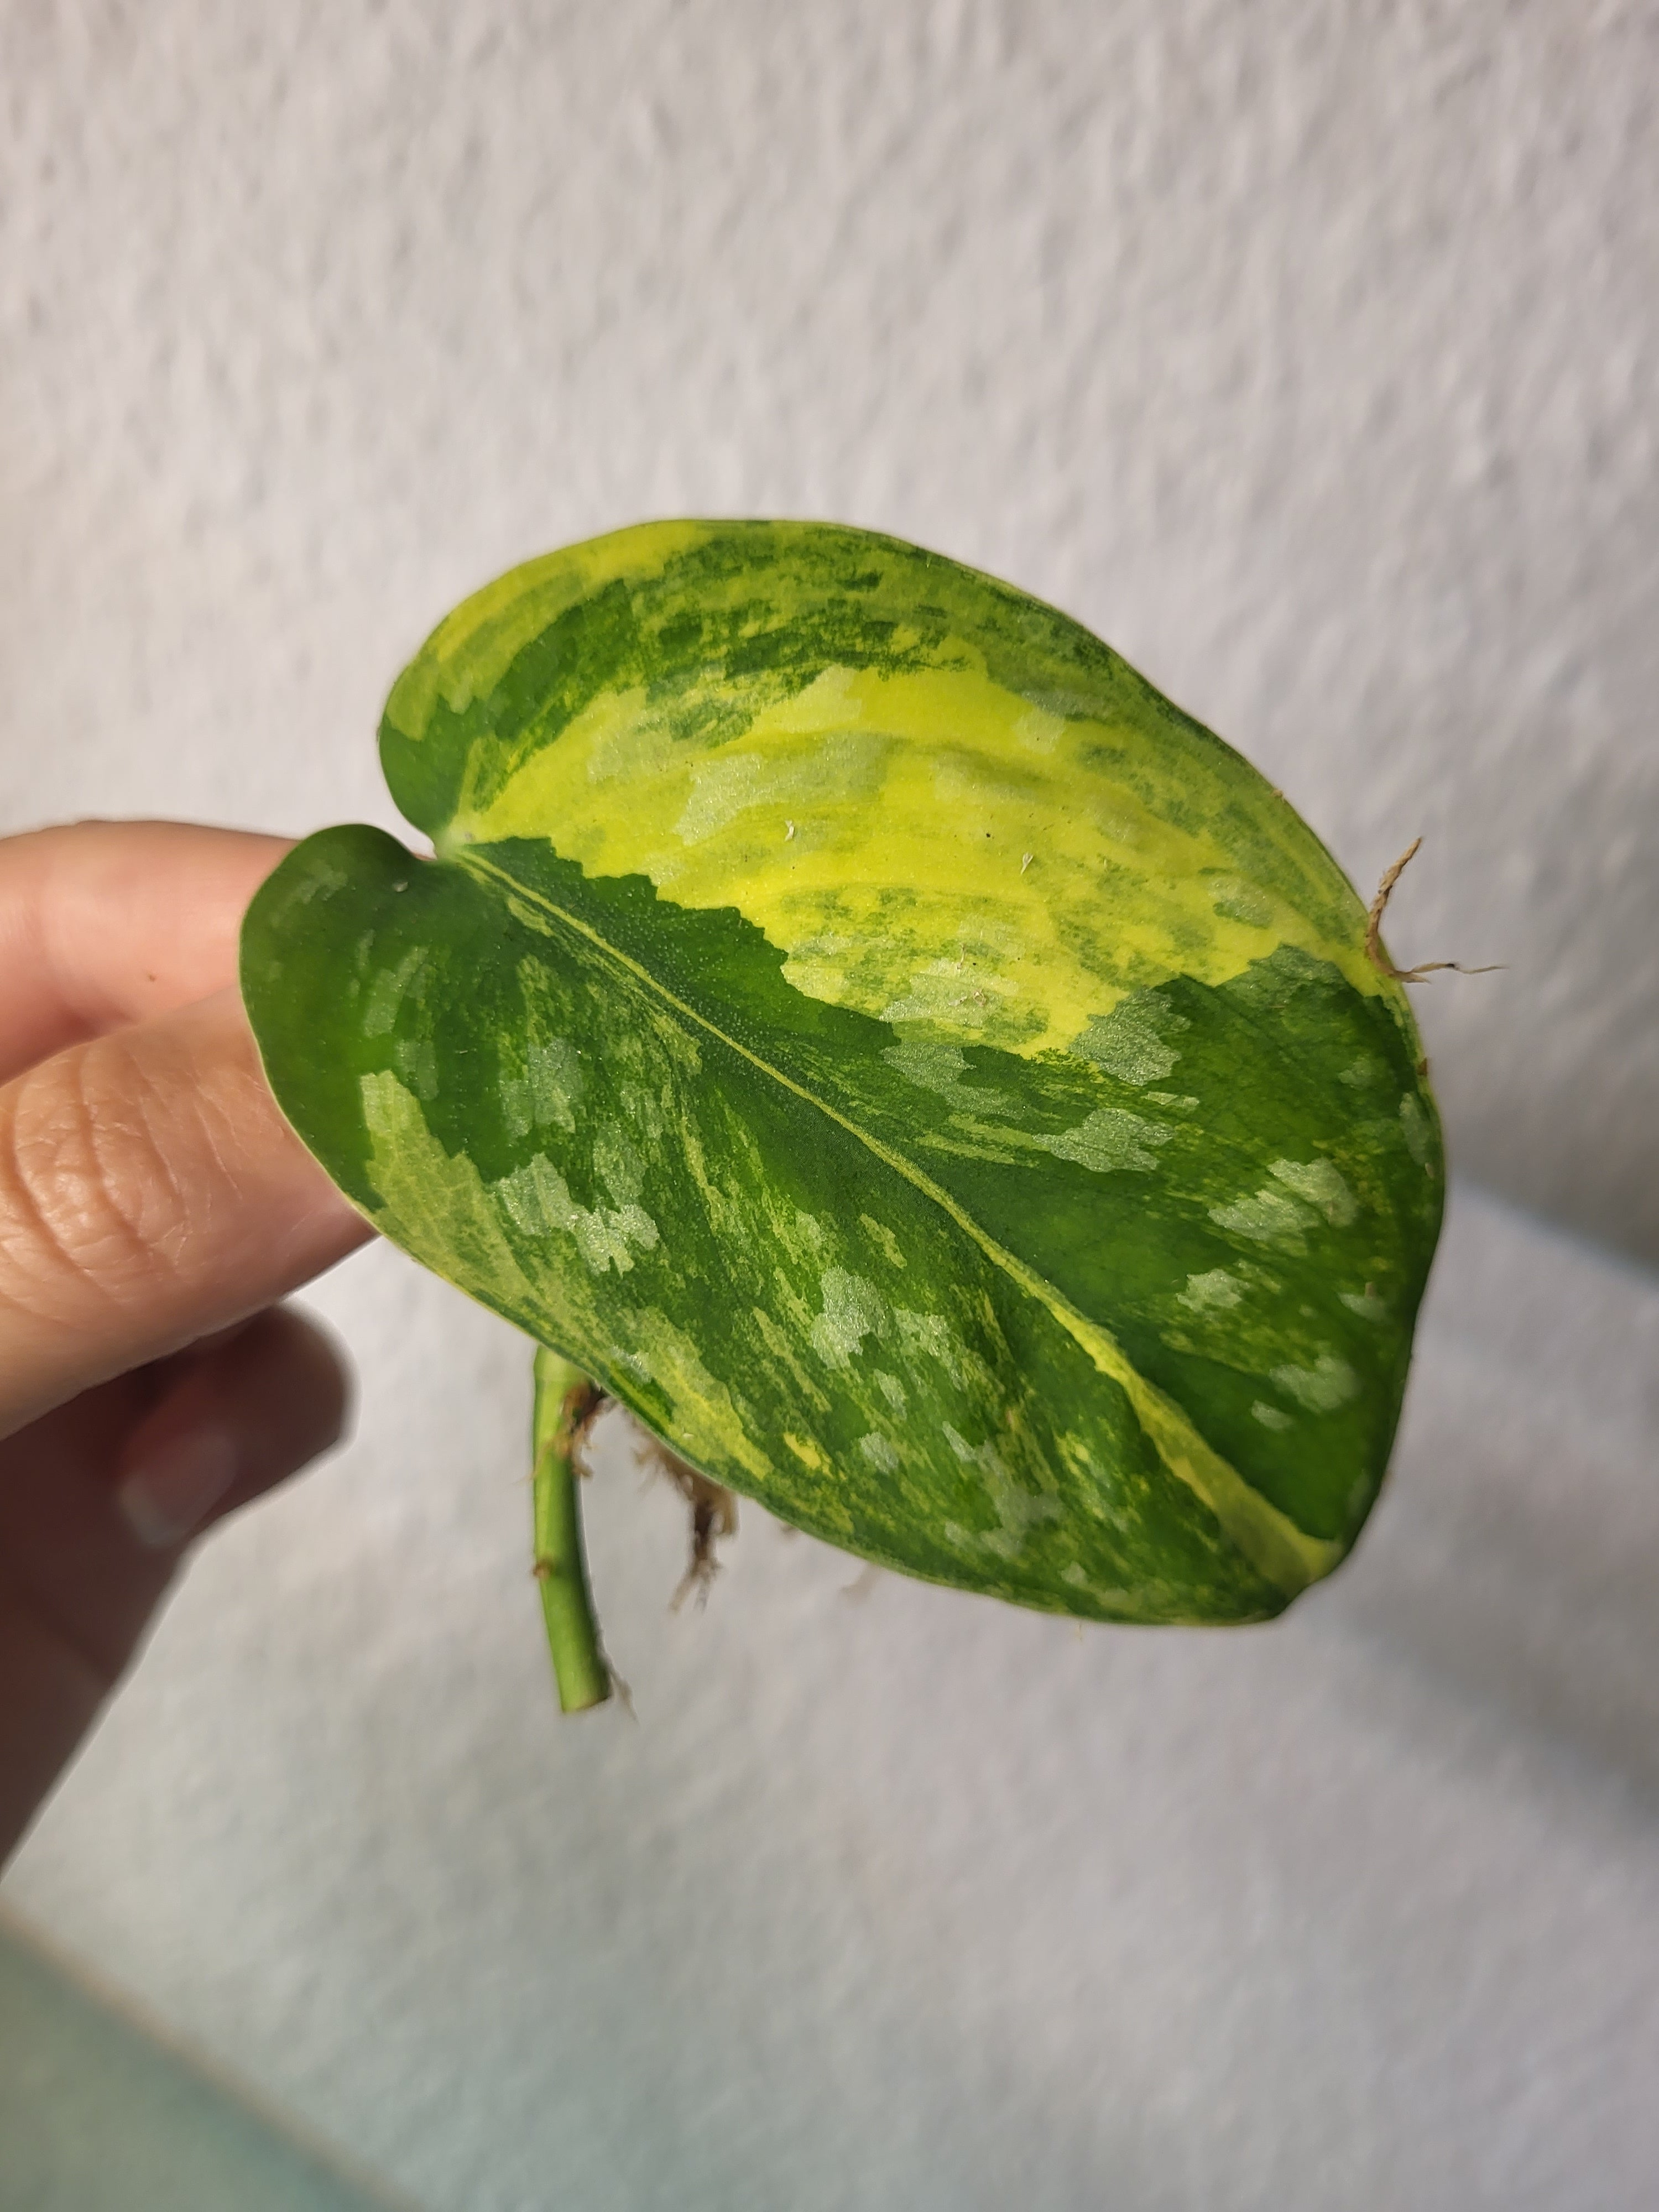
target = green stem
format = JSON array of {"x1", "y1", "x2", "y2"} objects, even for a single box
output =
[{"x1": 530, "y1": 1348, "x2": 611, "y2": 1713}]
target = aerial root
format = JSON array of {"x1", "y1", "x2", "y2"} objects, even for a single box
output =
[
  {"x1": 557, "y1": 1379, "x2": 607, "y2": 1471},
  {"x1": 567, "y1": 1398, "x2": 739, "y2": 1616},
  {"x1": 666, "y1": 1455, "x2": 739, "y2": 1611},
  {"x1": 1364, "y1": 836, "x2": 1503, "y2": 983},
  {"x1": 624, "y1": 1426, "x2": 739, "y2": 1609}
]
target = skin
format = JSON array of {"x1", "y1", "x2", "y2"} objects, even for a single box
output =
[{"x1": 0, "y1": 822, "x2": 372, "y2": 1865}]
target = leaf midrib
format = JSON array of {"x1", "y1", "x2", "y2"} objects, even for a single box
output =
[{"x1": 453, "y1": 842, "x2": 1341, "y2": 1597}]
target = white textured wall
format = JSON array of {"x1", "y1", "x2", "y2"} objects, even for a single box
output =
[
  {"x1": 3, "y1": 2, "x2": 1656, "y2": 1258},
  {"x1": 3, "y1": 7, "x2": 1657, "y2": 2208}
]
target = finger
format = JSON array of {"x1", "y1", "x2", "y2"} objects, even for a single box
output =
[
  {"x1": 0, "y1": 1308, "x2": 349, "y2": 1864},
  {"x1": 0, "y1": 1367, "x2": 164, "y2": 1776},
  {"x1": 0, "y1": 985, "x2": 371, "y2": 1435},
  {"x1": 0, "y1": 1307, "x2": 349, "y2": 1683},
  {"x1": 114, "y1": 1305, "x2": 352, "y2": 1551},
  {"x1": 0, "y1": 821, "x2": 295, "y2": 1085}
]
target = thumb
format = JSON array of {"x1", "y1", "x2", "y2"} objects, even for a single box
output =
[{"x1": 0, "y1": 987, "x2": 371, "y2": 1436}]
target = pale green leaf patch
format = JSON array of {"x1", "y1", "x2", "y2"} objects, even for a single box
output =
[
  {"x1": 1208, "y1": 1187, "x2": 1321, "y2": 1253},
  {"x1": 882, "y1": 1038, "x2": 1012, "y2": 1113},
  {"x1": 1269, "y1": 1354, "x2": 1362, "y2": 1414},
  {"x1": 809, "y1": 1270, "x2": 890, "y2": 1369},
  {"x1": 1268, "y1": 1157, "x2": 1358, "y2": 1227},
  {"x1": 1032, "y1": 1108, "x2": 1173, "y2": 1175},
  {"x1": 1071, "y1": 990, "x2": 1190, "y2": 1084}
]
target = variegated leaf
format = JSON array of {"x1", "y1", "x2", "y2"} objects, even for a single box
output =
[{"x1": 241, "y1": 520, "x2": 1442, "y2": 1625}]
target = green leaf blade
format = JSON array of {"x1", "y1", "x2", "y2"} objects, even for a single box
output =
[{"x1": 242, "y1": 520, "x2": 1443, "y2": 1627}]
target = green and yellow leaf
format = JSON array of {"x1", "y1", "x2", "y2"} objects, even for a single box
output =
[{"x1": 241, "y1": 520, "x2": 1442, "y2": 1626}]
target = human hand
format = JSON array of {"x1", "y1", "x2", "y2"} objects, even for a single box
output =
[{"x1": 0, "y1": 822, "x2": 372, "y2": 1864}]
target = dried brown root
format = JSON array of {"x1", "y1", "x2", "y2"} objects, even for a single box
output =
[
  {"x1": 1364, "y1": 837, "x2": 1503, "y2": 984},
  {"x1": 607, "y1": 1668, "x2": 637, "y2": 1718},
  {"x1": 557, "y1": 1380, "x2": 607, "y2": 1471},
  {"x1": 623, "y1": 1424, "x2": 738, "y2": 1609},
  {"x1": 665, "y1": 1453, "x2": 739, "y2": 1610}
]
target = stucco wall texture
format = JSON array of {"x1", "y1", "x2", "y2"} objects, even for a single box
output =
[
  {"x1": 5, "y1": 2, "x2": 1658, "y2": 1260},
  {"x1": 2, "y1": 6, "x2": 1657, "y2": 2209}
]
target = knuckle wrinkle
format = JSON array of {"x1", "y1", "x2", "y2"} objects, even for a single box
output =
[{"x1": 0, "y1": 1037, "x2": 201, "y2": 1318}]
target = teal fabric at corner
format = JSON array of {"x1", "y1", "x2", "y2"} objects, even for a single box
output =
[{"x1": 0, "y1": 1920, "x2": 403, "y2": 2212}]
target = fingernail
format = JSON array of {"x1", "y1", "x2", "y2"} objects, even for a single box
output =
[{"x1": 117, "y1": 1429, "x2": 239, "y2": 1550}]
